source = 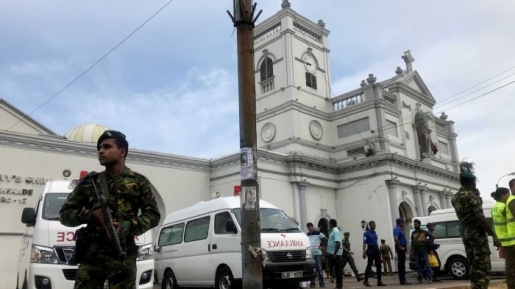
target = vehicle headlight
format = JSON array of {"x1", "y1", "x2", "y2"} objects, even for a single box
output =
[
  {"x1": 261, "y1": 249, "x2": 270, "y2": 261},
  {"x1": 31, "y1": 245, "x2": 59, "y2": 264},
  {"x1": 137, "y1": 244, "x2": 153, "y2": 261},
  {"x1": 306, "y1": 247, "x2": 313, "y2": 259}
]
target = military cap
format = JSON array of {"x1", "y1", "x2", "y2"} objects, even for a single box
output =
[
  {"x1": 343, "y1": 232, "x2": 350, "y2": 236},
  {"x1": 460, "y1": 171, "x2": 477, "y2": 180},
  {"x1": 459, "y1": 162, "x2": 477, "y2": 180},
  {"x1": 97, "y1": 130, "x2": 128, "y2": 151}
]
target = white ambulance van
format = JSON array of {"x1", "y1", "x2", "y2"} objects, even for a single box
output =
[
  {"x1": 154, "y1": 196, "x2": 316, "y2": 289},
  {"x1": 409, "y1": 202, "x2": 504, "y2": 279},
  {"x1": 16, "y1": 173, "x2": 154, "y2": 289}
]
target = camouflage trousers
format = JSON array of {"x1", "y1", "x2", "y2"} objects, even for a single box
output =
[
  {"x1": 463, "y1": 234, "x2": 491, "y2": 289},
  {"x1": 74, "y1": 244, "x2": 137, "y2": 289},
  {"x1": 342, "y1": 253, "x2": 359, "y2": 275}
]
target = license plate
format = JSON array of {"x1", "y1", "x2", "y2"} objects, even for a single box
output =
[{"x1": 281, "y1": 271, "x2": 303, "y2": 279}]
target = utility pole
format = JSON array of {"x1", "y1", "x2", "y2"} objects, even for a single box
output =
[{"x1": 227, "y1": 1, "x2": 263, "y2": 288}]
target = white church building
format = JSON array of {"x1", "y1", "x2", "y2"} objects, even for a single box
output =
[{"x1": 0, "y1": 1, "x2": 461, "y2": 286}]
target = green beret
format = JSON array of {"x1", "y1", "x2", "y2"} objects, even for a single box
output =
[
  {"x1": 459, "y1": 172, "x2": 477, "y2": 180},
  {"x1": 343, "y1": 232, "x2": 350, "y2": 236},
  {"x1": 97, "y1": 130, "x2": 128, "y2": 150}
]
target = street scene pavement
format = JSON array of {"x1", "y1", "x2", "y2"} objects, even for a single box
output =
[{"x1": 152, "y1": 273, "x2": 507, "y2": 289}]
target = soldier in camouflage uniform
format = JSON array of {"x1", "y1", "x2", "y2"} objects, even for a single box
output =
[
  {"x1": 451, "y1": 166, "x2": 500, "y2": 289},
  {"x1": 341, "y1": 232, "x2": 365, "y2": 282},
  {"x1": 60, "y1": 130, "x2": 161, "y2": 289}
]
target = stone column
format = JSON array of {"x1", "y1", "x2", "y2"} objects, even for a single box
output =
[
  {"x1": 297, "y1": 181, "x2": 310, "y2": 232},
  {"x1": 412, "y1": 186, "x2": 423, "y2": 217},
  {"x1": 420, "y1": 189, "x2": 428, "y2": 216},
  {"x1": 386, "y1": 180, "x2": 400, "y2": 226},
  {"x1": 439, "y1": 192, "x2": 447, "y2": 209},
  {"x1": 445, "y1": 193, "x2": 452, "y2": 209}
]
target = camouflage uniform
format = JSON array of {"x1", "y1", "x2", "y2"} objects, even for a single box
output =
[
  {"x1": 451, "y1": 187, "x2": 491, "y2": 289},
  {"x1": 342, "y1": 237, "x2": 361, "y2": 279},
  {"x1": 60, "y1": 167, "x2": 161, "y2": 289}
]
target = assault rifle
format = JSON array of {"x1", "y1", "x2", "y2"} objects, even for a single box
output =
[{"x1": 89, "y1": 172, "x2": 126, "y2": 264}]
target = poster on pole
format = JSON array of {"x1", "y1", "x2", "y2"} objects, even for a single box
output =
[
  {"x1": 241, "y1": 186, "x2": 257, "y2": 210},
  {"x1": 240, "y1": 147, "x2": 254, "y2": 180}
]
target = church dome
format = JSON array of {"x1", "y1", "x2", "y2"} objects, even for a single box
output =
[{"x1": 64, "y1": 123, "x2": 111, "y2": 144}]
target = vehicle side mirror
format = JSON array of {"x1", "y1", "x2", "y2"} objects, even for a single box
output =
[
  {"x1": 226, "y1": 220, "x2": 237, "y2": 234},
  {"x1": 21, "y1": 207, "x2": 36, "y2": 227}
]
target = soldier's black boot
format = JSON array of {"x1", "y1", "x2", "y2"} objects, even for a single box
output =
[
  {"x1": 363, "y1": 280, "x2": 371, "y2": 287},
  {"x1": 378, "y1": 280, "x2": 386, "y2": 286},
  {"x1": 355, "y1": 271, "x2": 364, "y2": 282}
]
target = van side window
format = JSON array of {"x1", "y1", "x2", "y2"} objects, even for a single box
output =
[
  {"x1": 158, "y1": 223, "x2": 185, "y2": 246},
  {"x1": 446, "y1": 221, "x2": 461, "y2": 238},
  {"x1": 215, "y1": 212, "x2": 235, "y2": 234},
  {"x1": 185, "y1": 216, "x2": 210, "y2": 242},
  {"x1": 432, "y1": 222, "x2": 446, "y2": 238}
]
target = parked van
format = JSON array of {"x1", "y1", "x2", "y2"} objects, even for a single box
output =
[
  {"x1": 16, "y1": 174, "x2": 154, "y2": 289},
  {"x1": 409, "y1": 203, "x2": 503, "y2": 279},
  {"x1": 154, "y1": 196, "x2": 316, "y2": 289}
]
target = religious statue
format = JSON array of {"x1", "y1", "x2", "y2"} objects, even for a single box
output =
[{"x1": 414, "y1": 103, "x2": 438, "y2": 159}]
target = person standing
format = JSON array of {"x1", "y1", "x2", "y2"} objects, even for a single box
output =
[
  {"x1": 327, "y1": 219, "x2": 343, "y2": 289},
  {"x1": 307, "y1": 222, "x2": 327, "y2": 288},
  {"x1": 451, "y1": 167, "x2": 500, "y2": 289},
  {"x1": 410, "y1": 219, "x2": 433, "y2": 283},
  {"x1": 426, "y1": 223, "x2": 442, "y2": 282},
  {"x1": 60, "y1": 130, "x2": 161, "y2": 289},
  {"x1": 379, "y1": 239, "x2": 393, "y2": 276},
  {"x1": 501, "y1": 183, "x2": 515, "y2": 289},
  {"x1": 341, "y1": 232, "x2": 365, "y2": 282},
  {"x1": 362, "y1": 221, "x2": 386, "y2": 287},
  {"x1": 393, "y1": 218, "x2": 411, "y2": 285}
]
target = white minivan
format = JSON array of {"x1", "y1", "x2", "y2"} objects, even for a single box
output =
[
  {"x1": 409, "y1": 202, "x2": 504, "y2": 279},
  {"x1": 154, "y1": 196, "x2": 316, "y2": 289},
  {"x1": 16, "y1": 174, "x2": 154, "y2": 289}
]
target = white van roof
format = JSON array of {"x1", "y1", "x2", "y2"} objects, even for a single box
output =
[
  {"x1": 43, "y1": 179, "x2": 77, "y2": 195},
  {"x1": 162, "y1": 196, "x2": 279, "y2": 225}
]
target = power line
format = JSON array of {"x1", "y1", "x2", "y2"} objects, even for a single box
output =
[
  {"x1": 378, "y1": 79, "x2": 515, "y2": 133},
  {"x1": 6, "y1": 0, "x2": 176, "y2": 132}
]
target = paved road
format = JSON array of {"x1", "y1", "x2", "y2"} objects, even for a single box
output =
[{"x1": 152, "y1": 273, "x2": 506, "y2": 289}]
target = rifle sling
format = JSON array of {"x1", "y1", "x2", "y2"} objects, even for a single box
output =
[{"x1": 98, "y1": 172, "x2": 110, "y2": 198}]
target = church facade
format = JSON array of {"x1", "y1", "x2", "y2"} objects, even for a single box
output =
[{"x1": 0, "y1": 1, "x2": 461, "y2": 286}]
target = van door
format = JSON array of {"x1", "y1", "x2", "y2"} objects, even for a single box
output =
[
  {"x1": 156, "y1": 223, "x2": 185, "y2": 284},
  {"x1": 210, "y1": 211, "x2": 242, "y2": 280},
  {"x1": 179, "y1": 216, "x2": 212, "y2": 286}
]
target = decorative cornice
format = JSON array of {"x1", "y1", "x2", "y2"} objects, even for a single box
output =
[
  {"x1": 0, "y1": 131, "x2": 210, "y2": 172},
  {"x1": 387, "y1": 83, "x2": 436, "y2": 108}
]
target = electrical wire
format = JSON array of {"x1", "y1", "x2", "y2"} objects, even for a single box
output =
[{"x1": 6, "y1": 0, "x2": 176, "y2": 131}]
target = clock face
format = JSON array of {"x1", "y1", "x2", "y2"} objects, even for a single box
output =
[{"x1": 303, "y1": 54, "x2": 317, "y2": 74}]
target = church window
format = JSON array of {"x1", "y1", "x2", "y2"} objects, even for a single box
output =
[
  {"x1": 305, "y1": 72, "x2": 317, "y2": 90},
  {"x1": 260, "y1": 57, "x2": 274, "y2": 81}
]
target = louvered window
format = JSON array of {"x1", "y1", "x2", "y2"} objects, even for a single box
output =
[
  {"x1": 260, "y1": 57, "x2": 273, "y2": 81},
  {"x1": 306, "y1": 72, "x2": 317, "y2": 90}
]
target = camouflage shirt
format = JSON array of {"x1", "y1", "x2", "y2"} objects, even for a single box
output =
[
  {"x1": 59, "y1": 167, "x2": 161, "y2": 237},
  {"x1": 451, "y1": 187, "x2": 485, "y2": 236},
  {"x1": 343, "y1": 239, "x2": 351, "y2": 254}
]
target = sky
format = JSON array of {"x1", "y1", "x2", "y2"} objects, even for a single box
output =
[{"x1": 1, "y1": 0, "x2": 514, "y2": 200}]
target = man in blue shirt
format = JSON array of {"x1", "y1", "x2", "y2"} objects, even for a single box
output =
[
  {"x1": 393, "y1": 218, "x2": 411, "y2": 285},
  {"x1": 307, "y1": 222, "x2": 327, "y2": 288},
  {"x1": 362, "y1": 221, "x2": 386, "y2": 287},
  {"x1": 327, "y1": 219, "x2": 343, "y2": 289}
]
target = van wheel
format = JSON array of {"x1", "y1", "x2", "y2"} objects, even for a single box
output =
[
  {"x1": 162, "y1": 270, "x2": 179, "y2": 289},
  {"x1": 216, "y1": 267, "x2": 236, "y2": 289},
  {"x1": 448, "y1": 256, "x2": 468, "y2": 279}
]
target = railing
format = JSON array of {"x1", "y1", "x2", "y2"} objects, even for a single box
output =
[
  {"x1": 383, "y1": 92, "x2": 396, "y2": 105},
  {"x1": 254, "y1": 23, "x2": 282, "y2": 44},
  {"x1": 332, "y1": 93, "x2": 364, "y2": 111},
  {"x1": 293, "y1": 22, "x2": 321, "y2": 42},
  {"x1": 261, "y1": 78, "x2": 274, "y2": 94}
]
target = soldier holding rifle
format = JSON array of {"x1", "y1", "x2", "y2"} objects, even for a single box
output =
[{"x1": 60, "y1": 130, "x2": 161, "y2": 289}]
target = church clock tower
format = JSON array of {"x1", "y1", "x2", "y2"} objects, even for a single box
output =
[{"x1": 253, "y1": 1, "x2": 333, "y2": 156}]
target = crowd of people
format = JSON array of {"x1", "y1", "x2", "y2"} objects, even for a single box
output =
[{"x1": 305, "y1": 167, "x2": 515, "y2": 289}]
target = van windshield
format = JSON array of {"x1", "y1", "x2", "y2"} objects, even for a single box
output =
[
  {"x1": 43, "y1": 193, "x2": 69, "y2": 220},
  {"x1": 233, "y1": 208, "x2": 301, "y2": 233}
]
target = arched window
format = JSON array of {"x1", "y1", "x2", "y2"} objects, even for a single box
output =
[{"x1": 260, "y1": 57, "x2": 273, "y2": 81}]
